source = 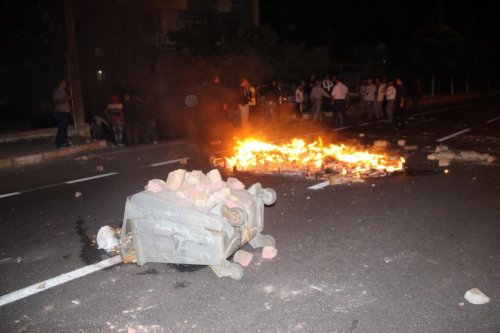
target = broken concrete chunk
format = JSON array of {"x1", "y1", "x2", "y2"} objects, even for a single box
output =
[
  {"x1": 262, "y1": 246, "x2": 278, "y2": 259},
  {"x1": 147, "y1": 179, "x2": 166, "y2": 193},
  {"x1": 207, "y1": 188, "x2": 231, "y2": 207},
  {"x1": 191, "y1": 189, "x2": 209, "y2": 207},
  {"x1": 185, "y1": 170, "x2": 205, "y2": 186},
  {"x1": 464, "y1": 288, "x2": 490, "y2": 305},
  {"x1": 165, "y1": 169, "x2": 186, "y2": 191},
  {"x1": 233, "y1": 250, "x2": 253, "y2": 267},
  {"x1": 226, "y1": 177, "x2": 245, "y2": 190},
  {"x1": 206, "y1": 169, "x2": 223, "y2": 184}
]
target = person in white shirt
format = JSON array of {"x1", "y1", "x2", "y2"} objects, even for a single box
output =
[
  {"x1": 374, "y1": 78, "x2": 386, "y2": 119},
  {"x1": 385, "y1": 80, "x2": 396, "y2": 124},
  {"x1": 331, "y1": 77, "x2": 349, "y2": 126},
  {"x1": 295, "y1": 82, "x2": 304, "y2": 115},
  {"x1": 363, "y1": 78, "x2": 376, "y2": 120}
]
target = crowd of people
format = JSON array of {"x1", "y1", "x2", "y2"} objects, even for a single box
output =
[
  {"x1": 230, "y1": 74, "x2": 412, "y2": 131},
  {"x1": 51, "y1": 73, "x2": 416, "y2": 148}
]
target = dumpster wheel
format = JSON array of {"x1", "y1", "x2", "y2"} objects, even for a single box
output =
[
  {"x1": 228, "y1": 263, "x2": 244, "y2": 280},
  {"x1": 210, "y1": 261, "x2": 244, "y2": 280},
  {"x1": 261, "y1": 188, "x2": 277, "y2": 205},
  {"x1": 249, "y1": 234, "x2": 276, "y2": 248}
]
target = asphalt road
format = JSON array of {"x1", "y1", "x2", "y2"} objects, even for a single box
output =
[{"x1": 0, "y1": 100, "x2": 499, "y2": 333}]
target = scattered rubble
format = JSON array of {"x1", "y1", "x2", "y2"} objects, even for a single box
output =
[
  {"x1": 464, "y1": 288, "x2": 490, "y2": 305},
  {"x1": 427, "y1": 144, "x2": 496, "y2": 166}
]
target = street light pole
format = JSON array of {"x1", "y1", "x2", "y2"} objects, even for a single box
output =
[{"x1": 64, "y1": 0, "x2": 87, "y2": 137}]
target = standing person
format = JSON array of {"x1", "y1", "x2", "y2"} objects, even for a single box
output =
[
  {"x1": 359, "y1": 79, "x2": 368, "y2": 118},
  {"x1": 363, "y1": 78, "x2": 376, "y2": 120},
  {"x1": 374, "y1": 78, "x2": 386, "y2": 119},
  {"x1": 385, "y1": 80, "x2": 396, "y2": 125},
  {"x1": 248, "y1": 81, "x2": 257, "y2": 114},
  {"x1": 394, "y1": 77, "x2": 408, "y2": 129},
  {"x1": 52, "y1": 79, "x2": 74, "y2": 149},
  {"x1": 294, "y1": 82, "x2": 305, "y2": 116},
  {"x1": 104, "y1": 94, "x2": 126, "y2": 145},
  {"x1": 266, "y1": 79, "x2": 281, "y2": 120},
  {"x1": 238, "y1": 78, "x2": 251, "y2": 128},
  {"x1": 331, "y1": 76, "x2": 349, "y2": 127},
  {"x1": 304, "y1": 74, "x2": 316, "y2": 113},
  {"x1": 310, "y1": 80, "x2": 331, "y2": 122}
]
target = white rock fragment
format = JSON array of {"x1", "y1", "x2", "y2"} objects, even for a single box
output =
[
  {"x1": 75, "y1": 191, "x2": 82, "y2": 198},
  {"x1": 165, "y1": 169, "x2": 186, "y2": 191},
  {"x1": 233, "y1": 250, "x2": 253, "y2": 267},
  {"x1": 464, "y1": 288, "x2": 490, "y2": 305}
]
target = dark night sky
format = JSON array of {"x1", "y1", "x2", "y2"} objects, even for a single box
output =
[{"x1": 260, "y1": 0, "x2": 499, "y2": 54}]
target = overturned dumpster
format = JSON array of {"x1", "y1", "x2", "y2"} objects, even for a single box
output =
[{"x1": 120, "y1": 169, "x2": 277, "y2": 280}]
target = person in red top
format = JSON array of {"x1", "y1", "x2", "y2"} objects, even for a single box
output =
[{"x1": 104, "y1": 94, "x2": 126, "y2": 145}]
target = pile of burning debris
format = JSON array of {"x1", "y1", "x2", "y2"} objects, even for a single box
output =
[{"x1": 211, "y1": 137, "x2": 406, "y2": 185}]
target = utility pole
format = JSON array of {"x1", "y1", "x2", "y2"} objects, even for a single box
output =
[{"x1": 64, "y1": 0, "x2": 87, "y2": 137}]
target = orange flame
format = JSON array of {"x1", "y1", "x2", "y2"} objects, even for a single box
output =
[{"x1": 225, "y1": 137, "x2": 405, "y2": 177}]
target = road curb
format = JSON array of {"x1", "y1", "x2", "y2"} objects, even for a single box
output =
[{"x1": 0, "y1": 140, "x2": 108, "y2": 169}]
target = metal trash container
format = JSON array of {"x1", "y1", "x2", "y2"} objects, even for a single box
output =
[{"x1": 120, "y1": 182, "x2": 276, "y2": 280}]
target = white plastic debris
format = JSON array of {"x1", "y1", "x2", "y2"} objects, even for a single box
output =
[
  {"x1": 464, "y1": 288, "x2": 490, "y2": 305},
  {"x1": 96, "y1": 226, "x2": 119, "y2": 252}
]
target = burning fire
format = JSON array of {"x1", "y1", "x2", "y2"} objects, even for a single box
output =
[{"x1": 225, "y1": 137, "x2": 405, "y2": 177}]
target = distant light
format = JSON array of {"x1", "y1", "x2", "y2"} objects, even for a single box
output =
[
  {"x1": 97, "y1": 70, "x2": 104, "y2": 81},
  {"x1": 444, "y1": 169, "x2": 449, "y2": 174}
]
